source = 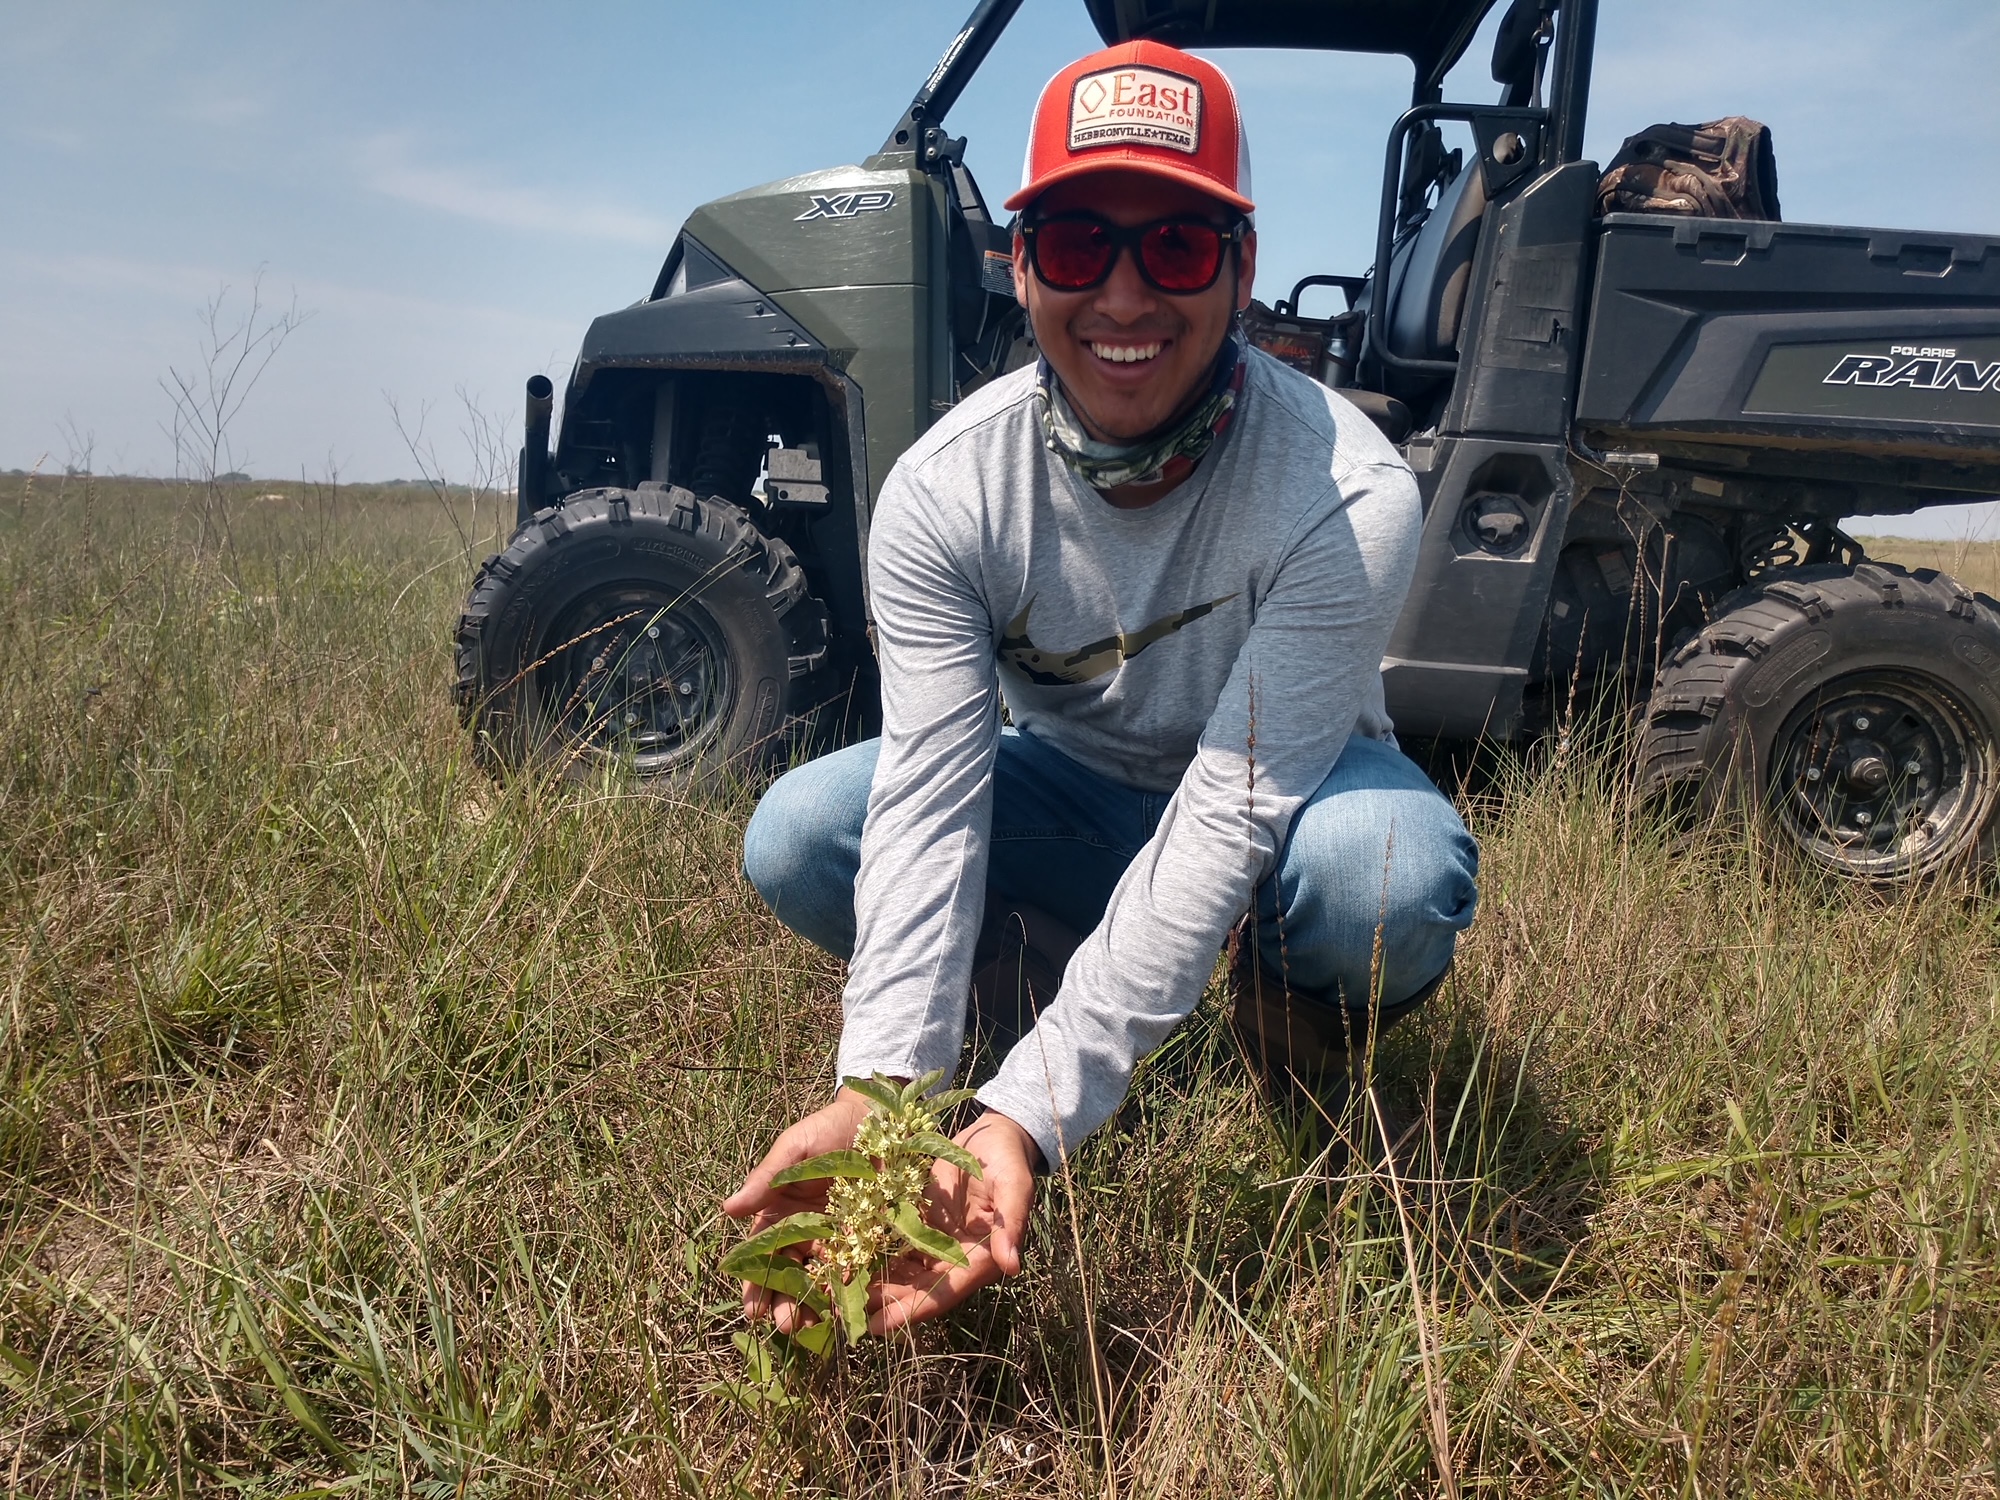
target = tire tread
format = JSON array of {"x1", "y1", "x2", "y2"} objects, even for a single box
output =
[
  {"x1": 1638, "y1": 559, "x2": 2000, "y2": 874},
  {"x1": 452, "y1": 484, "x2": 833, "y2": 770}
]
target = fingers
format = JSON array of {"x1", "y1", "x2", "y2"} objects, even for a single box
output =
[
  {"x1": 726, "y1": 1096, "x2": 1038, "y2": 1341},
  {"x1": 739, "y1": 1205, "x2": 1023, "y2": 1338},
  {"x1": 985, "y1": 1155, "x2": 1036, "y2": 1277},
  {"x1": 739, "y1": 1216, "x2": 813, "y2": 1323},
  {"x1": 866, "y1": 1248, "x2": 1006, "y2": 1336},
  {"x1": 722, "y1": 1132, "x2": 799, "y2": 1219},
  {"x1": 955, "y1": 1110, "x2": 1039, "y2": 1275},
  {"x1": 771, "y1": 1295, "x2": 816, "y2": 1336},
  {"x1": 744, "y1": 1286, "x2": 823, "y2": 1337},
  {"x1": 734, "y1": 1211, "x2": 795, "y2": 1319},
  {"x1": 722, "y1": 1093, "x2": 870, "y2": 1219},
  {"x1": 723, "y1": 1121, "x2": 827, "y2": 1219}
]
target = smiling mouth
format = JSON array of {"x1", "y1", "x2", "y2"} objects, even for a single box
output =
[{"x1": 1088, "y1": 341, "x2": 1164, "y2": 365}]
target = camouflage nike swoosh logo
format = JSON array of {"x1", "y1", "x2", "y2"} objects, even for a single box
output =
[{"x1": 997, "y1": 593, "x2": 1240, "y2": 686}]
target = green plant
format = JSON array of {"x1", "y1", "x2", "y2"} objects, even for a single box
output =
[{"x1": 720, "y1": 1071, "x2": 980, "y2": 1364}]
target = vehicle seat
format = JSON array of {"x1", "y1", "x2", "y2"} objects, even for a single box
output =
[{"x1": 1385, "y1": 160, "x2": 1489, "y2": 370}]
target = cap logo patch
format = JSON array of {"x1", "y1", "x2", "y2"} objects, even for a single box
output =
[{"x1": 1067, "y1": 65, "x2": 1202, "y2": 155}]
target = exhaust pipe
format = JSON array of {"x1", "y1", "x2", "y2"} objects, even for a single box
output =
[{"x1": 518, "y1": 374, "x2": 554, "y2": 526}]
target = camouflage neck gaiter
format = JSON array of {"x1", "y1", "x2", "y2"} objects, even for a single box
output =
[{"x1": 1036, "y1": 333, "x2": 1246, "y2": 492}]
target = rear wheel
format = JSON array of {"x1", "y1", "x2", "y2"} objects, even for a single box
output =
[
  {"x1": 1638, "y1": 561, "x2": 2000, "y2": 880},
  {"x1": 455, "y1": 484, "x2": 830, "y2": 781}
]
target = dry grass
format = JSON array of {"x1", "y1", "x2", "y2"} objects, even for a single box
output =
[
  {"x1": 1858, "y1": 531, "x2": 2000, "y2": 597},
  {"x1": 2, "y1": 476, "x2": 1997, "y2": 1496}
]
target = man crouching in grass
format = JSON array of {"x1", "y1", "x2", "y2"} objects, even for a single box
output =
[{"x1": 725, "y1": 40, "x2": 1479, "y2": 1334}]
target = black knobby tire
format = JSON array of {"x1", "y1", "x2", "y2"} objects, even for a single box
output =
[
  {"x1": 1639, "y1": 561, "x2": 2000, "y2": 879},
  {"x1": 454, "y1": 484, "x2": 830, "y2": 780}
]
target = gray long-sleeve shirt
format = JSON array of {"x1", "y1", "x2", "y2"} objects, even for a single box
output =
[{"x1": 836, "y1": 349, "x2": 1422, "y2": 1165}]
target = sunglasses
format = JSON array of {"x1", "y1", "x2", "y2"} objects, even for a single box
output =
[{"x1": 1018, "y1": 212, "x2": 1246, "y2": 294}]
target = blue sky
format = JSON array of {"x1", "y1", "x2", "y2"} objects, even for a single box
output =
[{"x1": 3, "y1": 0, "x2": 1996, "y2": 535}]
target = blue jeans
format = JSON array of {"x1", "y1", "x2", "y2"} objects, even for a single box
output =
[{"x1": 743, "y1": 728, "x2": 1479, "y2": 1015}]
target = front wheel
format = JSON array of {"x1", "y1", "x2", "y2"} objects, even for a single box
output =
[
  {"x1": 454, "y1": 484, "x2": 831, "y2": 781},
  {"x1": 1638, "y1": 561, "x2": 2000, "y2": 880}
]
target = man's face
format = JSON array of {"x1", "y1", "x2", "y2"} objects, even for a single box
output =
[{"x1": 1013, "y1": 169, "x2": 1257, "y2": 443}]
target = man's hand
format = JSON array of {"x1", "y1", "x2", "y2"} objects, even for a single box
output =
[
  {"x1": 721, "y1": 1087, "x2": 873, "y2": 1325},
  {"x1": 867, "y1": 1109, "x2": 1039, "y2": 1335},
  {"x1": 722, "y1": 1096, "x2": 1041, "y2": 1335}
]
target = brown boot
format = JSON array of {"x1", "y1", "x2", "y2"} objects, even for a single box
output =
[
  {"x1": 1225, "y1": 919, "x2": 1445, "y2": 1105},
  {"x1": 968, "y1": 899, "x2": 1084, "y2": 1056},
  {"x1": 1226, "y1": 921, "x2": 1361, "y2": 1102}
]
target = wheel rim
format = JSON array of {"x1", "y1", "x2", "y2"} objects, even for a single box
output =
[
  {"x1": 1769, "y1": 668, "x2": 1996, "y2": 877},
  {"x1": 535, "y1": 585, "x2": 735, "y2": 775}
]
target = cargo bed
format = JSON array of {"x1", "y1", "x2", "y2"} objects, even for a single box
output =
[{"x1": 1575, "y1": 214, "x2": 2000, "y2": 505}]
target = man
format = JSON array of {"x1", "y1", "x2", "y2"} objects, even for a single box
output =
[{"x1": 725, "y1": 40, "x2": 1478, "y2": 1334}]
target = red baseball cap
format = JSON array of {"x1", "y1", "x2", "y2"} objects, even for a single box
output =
[{"x1": 1005, "y1": 40, "x2": 1254, "y2": 215}]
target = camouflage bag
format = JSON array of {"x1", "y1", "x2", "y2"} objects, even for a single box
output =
[{"x1": 1595, "y1": 116, "x2": 1781, "y2": 220}]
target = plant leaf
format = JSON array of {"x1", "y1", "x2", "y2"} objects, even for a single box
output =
[
  {"x1": 722, "y1": 1212, "x2": 832, "y2": 1261},
  {"x1": 894, "y1": 1200, "x2": 969, "y2": 1266},
  {"x1": 926, "y1": 1087, "x2": 979, "y2": 1112},
  {"x1": 702, "y1": 1378, "x2": 797, "y2": 1411},
  {"x1": 834, "y1": 1271, "x2": 869, "y2": 1344},
  {"x1": 720, "y1": 1250, "x2": 816, "y2": 1301},
  {"x1": 769, "y1": 1150, "x2": 877, "y2": 1187},
  {"x1": 720, "y1": 1213, "x2": 833, "y2": 1282},
  {"x1": 731, "y1": 1330, "x2": 775, "y2": 1384},
  {"x1": 910, "y1": 1132, "x2": 983, "y2": 1178},
  {"x1": 787, "y1": 1319, "x2": 836, "y2": 1357},
  {"x1": 903, "y1": 1068, "x2": 948, "y2": 1103},
  {"x1": 230, "y1": 1284, "x2": 355, "y2": 1472},
  {"x1": 842, "y1": 1076, "x2": 902, "y2": 1110}
]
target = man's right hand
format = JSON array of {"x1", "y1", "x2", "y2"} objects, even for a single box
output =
[{"x1": 720, "y1": 1086, "x2": 875, "y2": 1326}]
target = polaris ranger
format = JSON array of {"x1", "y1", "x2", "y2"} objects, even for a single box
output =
[{"x1": 454, "y1": 0, "x2": 2000, "y2": 880}]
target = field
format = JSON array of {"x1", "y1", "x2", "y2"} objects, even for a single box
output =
[{"x1": 2, "y1": 474, "x2": 1996, "y2": 1497}]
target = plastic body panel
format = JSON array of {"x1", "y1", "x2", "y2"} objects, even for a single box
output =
[
  {"x1": 1576, "y1": 215, "x2": 2000, "y2": 484},
  {"x1": 1380, "y1": 436, "x2": 1572, "y2": 739},
  {"x1": 685, "y1": 160, "x2": 953, "y2": 509},
  {"x1": 559, "y1": 159, "x2": 950, "y2": 517},
  {"x1": 1377, "y1": 164, "x2": 1596, "y2": 741},
  {"x1": 1442, "y1": 162, "x2": 1596, "y2": 439},
  {"x1": 572, "y1": 268, "x2": 823, "y2": 373}
]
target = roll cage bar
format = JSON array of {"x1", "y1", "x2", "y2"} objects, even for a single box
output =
[
  {"x1": 888, "y1": 0, "x2": 1601, "y2": 389},
  {"x1": 885, "y1": 0, "x2": 1597, "y2": 160}
]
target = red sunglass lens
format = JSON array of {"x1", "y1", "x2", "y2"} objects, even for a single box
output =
[
  {"x1": 1034, "y1": 220, "x2": 1115, "y2": 289},
  {"x1": 1138, "y1": 222, "x2": 1224, "y2": 291}
]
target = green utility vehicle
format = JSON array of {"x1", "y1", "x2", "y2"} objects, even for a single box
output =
[{"x1": 455, "y1": 0, "x2": 2000, "y2": 879}]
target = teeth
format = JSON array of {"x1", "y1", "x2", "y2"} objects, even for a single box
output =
[{"x1": 1090, "y1": 341, "x2": 1162, "y2": 364}]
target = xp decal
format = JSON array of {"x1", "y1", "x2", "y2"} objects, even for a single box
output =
[{"x1": 795, "y1": 190, "x2": 897, "y2": 222}]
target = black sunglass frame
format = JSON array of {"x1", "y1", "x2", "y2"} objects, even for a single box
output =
[{"x1": 1017, "y1": 212, "x2": 1248, "y2": 295}]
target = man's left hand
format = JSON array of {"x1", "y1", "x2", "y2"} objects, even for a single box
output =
[{"x1": 866, "y1": 1108, "x2": 1041, "y2": 1335}]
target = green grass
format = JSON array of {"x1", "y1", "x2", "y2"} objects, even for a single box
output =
[{"x1": 2, "y1": 474, "x2": 1997, "y2": 1496}]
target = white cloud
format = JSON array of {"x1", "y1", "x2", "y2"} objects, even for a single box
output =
[
  {"x1": 17, "y1": 123, "x2": 88, "y2": 152},
  {"x1": 10, "y1": 249, "x2": 240, "y2": 304},
  {"x1": 0, "y1": 246, "x2": 582, "y2": 480},
  {"x1": 356, "y1": 134, "x2": 675, "y2": 245},
  {"x1": 178, "y1": 91, "x2": 269, "y2": 127},
  {"x1": 2, "y1": 246, "x2": 575, "y2": 348}
]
